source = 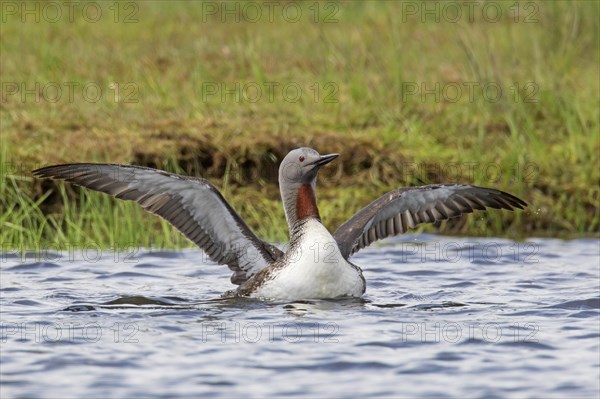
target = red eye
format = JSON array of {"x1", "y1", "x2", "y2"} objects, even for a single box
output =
[{"x1": 299, "y1": 156, "x2": 305, "y2": 162}]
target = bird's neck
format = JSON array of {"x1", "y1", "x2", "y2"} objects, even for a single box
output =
[
  {"x1": 296, "y1": 183, "x2": 321, "y2": 221},
  {"x1": 281, "y1": 181, "x2": 321, "y2": 237}
]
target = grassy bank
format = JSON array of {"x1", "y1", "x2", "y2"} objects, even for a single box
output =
[{"x1": 1, "y1": 1, "x2": 599, "y2": 249}]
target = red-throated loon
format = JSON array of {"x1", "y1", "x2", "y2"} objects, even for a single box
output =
[{"x1": 33, "y1": 147, "x2": 527, "y2": 300}]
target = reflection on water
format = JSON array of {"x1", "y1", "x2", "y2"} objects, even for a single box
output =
[{"x1": 1, "y1": 235, "x2": 599, "y2": 398}]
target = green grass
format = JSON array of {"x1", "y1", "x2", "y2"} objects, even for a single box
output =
[{"x1": 1, "y1": 1, "x2": 599, "y2": 250}]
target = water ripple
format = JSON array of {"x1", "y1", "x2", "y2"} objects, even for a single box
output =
[{"x1": 1, "y1": 236, "x2": 599, "y2": 398}]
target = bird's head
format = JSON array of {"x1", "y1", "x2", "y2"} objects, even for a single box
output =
[
  {"x1": 278, "y1": 147, "x2": 338, "y2": 229},
  {"x1": 278, "y1": 147, "x2": 338, "y2": 185}
]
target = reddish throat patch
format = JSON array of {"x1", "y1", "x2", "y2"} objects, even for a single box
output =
[{"x1": 296, "y1": 184, "x2": 320, "y2": 220}]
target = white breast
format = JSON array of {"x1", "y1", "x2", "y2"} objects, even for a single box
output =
[{"x1": 252, "y1": 220, "x2": 365, "y2": 300}]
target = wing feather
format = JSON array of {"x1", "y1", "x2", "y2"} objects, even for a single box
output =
[
  {"x1": 333, "y1": 184, "x2": 527, "y2": 258},
  {"x1": 33, "y1": 163, "x2": 283, "y2": 284}
]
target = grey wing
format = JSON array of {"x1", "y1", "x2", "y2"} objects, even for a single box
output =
[
  {"x1": 33, "y1": 163, "x2": 283, "y2": 284},
  {"x1": 333, "y1": 184, "x2": 527, "y2": 258}
]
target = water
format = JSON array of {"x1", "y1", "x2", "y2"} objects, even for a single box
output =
[{"x1": 1, "y1": 235, "x2": 599, "y2": 398}]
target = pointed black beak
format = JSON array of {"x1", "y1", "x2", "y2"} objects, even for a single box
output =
[{"x1": 312, "y1": 153, "x2": 339, "y2": 167}]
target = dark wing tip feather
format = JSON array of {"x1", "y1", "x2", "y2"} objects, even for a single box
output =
[
  {"x1": 496, "y1": 191, "x2": 528, "y2": 209},
  {"x1": 32, "y1": 165, "x2": 70, "y2": 178},
  {"x1": 34, "y1": 163, "x2": 99, "y2": 175},
  {"x1": 479, "y1": 188, "x2": 527, "y2": 210}
]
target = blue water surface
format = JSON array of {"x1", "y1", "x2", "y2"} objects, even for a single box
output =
[{"x1": 1, "y1": 235, "x2": 599, "y2": 398}]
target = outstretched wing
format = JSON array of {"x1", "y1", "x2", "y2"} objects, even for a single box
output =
[
  {"x1": 33, "y1": 164, "x2": 283, "y2": 284},
  {"x1": 333, "y1": 184, "x2": 527, "y2": 258}
]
